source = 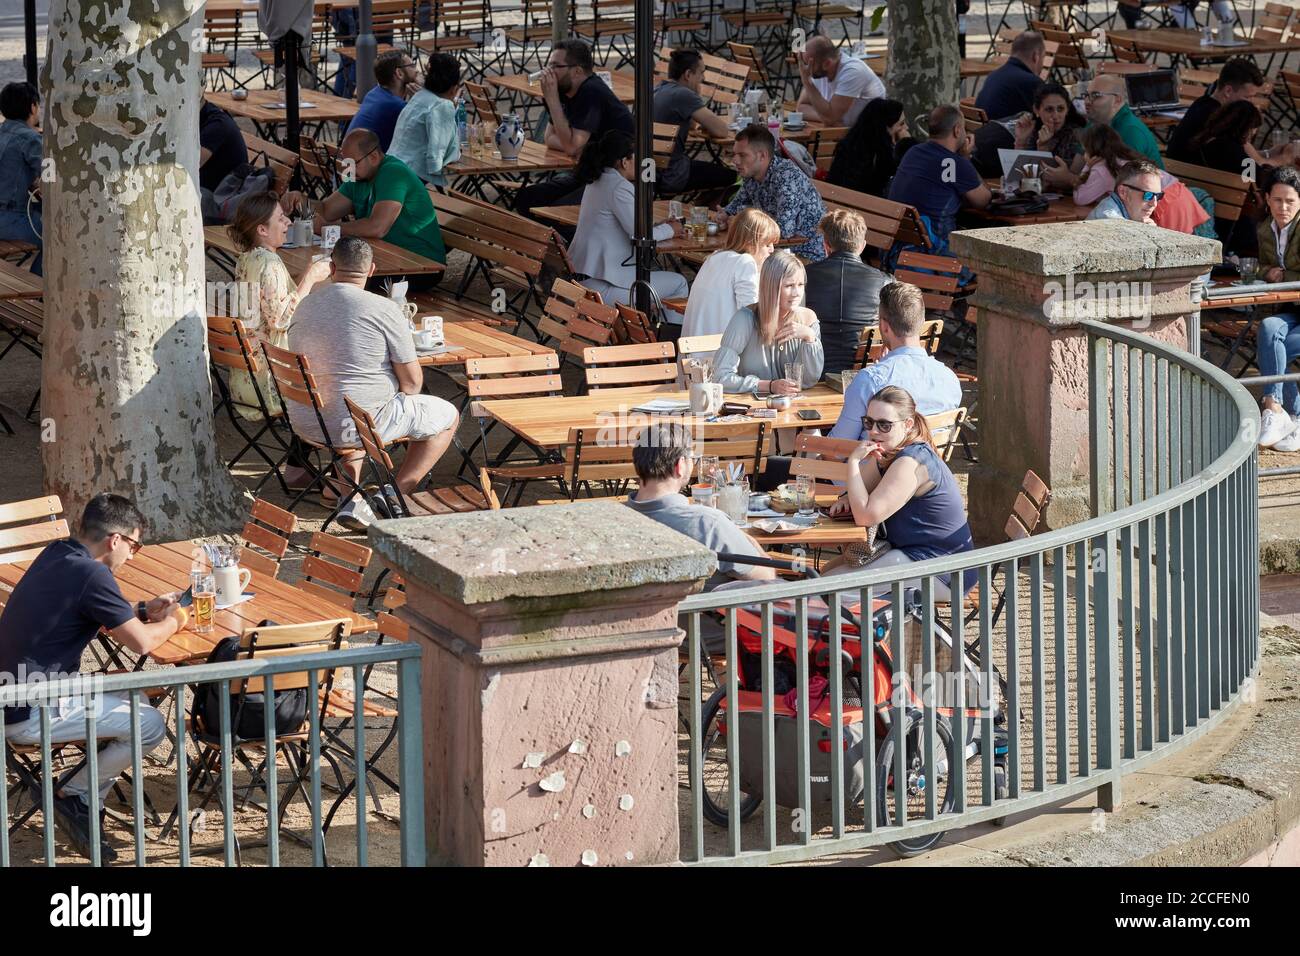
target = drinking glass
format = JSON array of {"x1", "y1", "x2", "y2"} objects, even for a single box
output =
[
  {"x1": 795, "y1": 474, "x2": 816, "y2": 517},
  {"x1": 783, "y1": 362, "x2": 802, "y2": 392},
  {"x1": 690, "y1": 206, "x2": 709, "y2": 244},
  {"x1": 1271, "y1": 129, "x2": 1289, "y2": 155},
  {"x1": 467, "y1": 120, "x2": 481, "y2": 158},
  {"x1": 191, "y1": 571, "x2": 216, "y2": 635},
  {"x1": 1239, "y1": 256, "x2": 1259, "y2": 284},
  {"x1": 698, "y1": 454, "x2": 721, "y2": 486},
  {"x1": 719, "y1": 478, "x2": 750, "y2": 526},
  {"x1": 691, "y1": 483, "x2": 717, "y2": 508}
]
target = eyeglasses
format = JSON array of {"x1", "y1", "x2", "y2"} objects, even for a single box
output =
[
  {"x1": 1085, "y1": 91, "x2": 1117, "y2": 101},
  {"x1": 116, "y1": 533, "x2": 143, "y2": 555},
  {"x1": 862, "y1": 417, "x2": 904, "y2": 434},
  {"x1": 1120, "y1": 183, "x2": 1164, "y2": 202},
  {"x1": 335, "y1": 146, "x2": 377, "y2": 169}
]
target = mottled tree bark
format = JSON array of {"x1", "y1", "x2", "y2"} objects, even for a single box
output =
[
  {"x1": 41, "y1": 0, "x2": 246, "y2": 538},
  {"x1": 885, "y1": 0, "x2": 961, "y2": 132}
]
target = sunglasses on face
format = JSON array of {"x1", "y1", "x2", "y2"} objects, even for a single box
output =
[
  {"x1": 1121, "y1": 183, "x2": 1164, "y2": 202},
  {"x1": 862, "y1": 417, "x2": 904, "y2": 434}
]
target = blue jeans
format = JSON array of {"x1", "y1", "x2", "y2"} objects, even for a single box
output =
[
  {"x1": 1258, "y1": 311, "x2": 1300, "y2": 416},
  {"x1": 0, "y1": 208, "x2": 41, "y2": 276}
]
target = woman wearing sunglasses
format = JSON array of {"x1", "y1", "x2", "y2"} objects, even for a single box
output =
[
  {"x1": 825, "y1": 386, "x2": 974, "y2": 599},
  {"x1": 1086, "y1": 161, "x2": 1163, "y2": 225}
]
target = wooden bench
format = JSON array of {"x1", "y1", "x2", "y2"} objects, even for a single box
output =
[
  {"x1": 812, "y1": 179, "x2": 931, "y2": 255},
  {"x1": 1164, "y1": 158, "x2": 1254, "y2": 226}
]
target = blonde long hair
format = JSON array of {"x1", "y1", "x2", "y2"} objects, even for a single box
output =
[
  {"x1": 724, "y1": 207, "x2": 780, "y2": 257},
  {"x1": 754, "y1": 250, "x2": 806, "y2": 345}
]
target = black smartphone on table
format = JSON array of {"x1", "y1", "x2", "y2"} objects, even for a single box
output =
[{"x1": 797, "y1": 409, "x2": 821, "y2": 420}]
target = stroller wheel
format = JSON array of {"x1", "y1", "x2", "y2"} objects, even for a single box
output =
[
  {"x1": 875, "y1": 710, "x2": 957, "y2": 858},
  {"x1": 698, "y1": 688, "x2": 763, "y2": 828}
]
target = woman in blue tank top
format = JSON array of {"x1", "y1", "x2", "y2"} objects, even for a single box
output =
[{"x1": 828, "y1": 385, "x2": 974, "y2": 597}]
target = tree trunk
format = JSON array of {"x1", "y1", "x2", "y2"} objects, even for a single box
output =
[
  {"x1": 885, "y1": 0, "x2": 961, "y2": 134},
  {"x1": 41, "y1": 0, "x2": 246, "y2": 539}
]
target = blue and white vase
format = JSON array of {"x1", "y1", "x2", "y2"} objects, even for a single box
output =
[{"x1": 496, "y1": 113, "x2": 525, "y2": 162}]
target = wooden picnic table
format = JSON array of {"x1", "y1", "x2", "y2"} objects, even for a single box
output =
[
  {"x1": 204, "y1": 90, "x2": 359, "y2": 141},
  {"x1": 0, "y1": 540, "x2": 374, "y2": 668},
  {"x1": 417, "y1": 320, "x2": 555, "y2": 368},
  {"x1": 445, "y1": 140, "x2": 577, "y2": 178},
  {"x1": 745, "y1": 512, "x2": 868, "y2": 549},
  {"x1": 1204, "y1": 282, "x2": 1300, "y2": 309},
  {"x1": 480, "y1": 384, "x2": 847, "y2": 450},
  {"x1": 0, "y1": 259, "x2": 42, "y2": 300},
  {"x1": 1106, "y1": 28, "x2": 1300, "y2": 63},
  {"x1": 488, "y1": 70, "x2": 637, "y2": 107},
  {"x1": 964, "y1": 181, "x2": 1094, "y2": 226},
  {"x1": 204, "y1": 226, "x2": 444, "y2": 281}
]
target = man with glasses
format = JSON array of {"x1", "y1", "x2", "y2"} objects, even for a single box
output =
[
  {"x1": 314, "y1": 127, "x2": 447, "y2": 289},
  {"x1": 1084, "y1": 74, "x2": 1164, "y2": 168},
  {"x1": 517, "y1": 39, "x2": 634, "y2": 221},
  {"x1": 347, "y1": 50, "x2": 422, "y2": 151},
  {"x1": 0, "y1": 494, "x2": 181, "y2": 861},
  {"x1": 1088, "y1": 161, "x2": 1163, "y2": 223}
]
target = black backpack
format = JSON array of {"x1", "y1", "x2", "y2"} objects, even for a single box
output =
[{"x1": 192, "y1": 623, "x2": 310, "y2": 741}]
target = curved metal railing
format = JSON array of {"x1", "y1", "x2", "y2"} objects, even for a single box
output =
[{"x1": 677, "y1": 320, "x2": 1260, "y2": 865}]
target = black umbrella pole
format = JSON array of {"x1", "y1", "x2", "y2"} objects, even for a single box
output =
[
  {"x1": 24, "y1": 0, "x2": 37, "y2": 86},
  {"x1": 285, "y1": 31, "x2": 302, "y2": 186},
  {"x1": 357, "y1": 0, "x2": 377, "y2": 100},
  {"x1": 631, "y1": 0, "x2": 656, "y2": 319}
]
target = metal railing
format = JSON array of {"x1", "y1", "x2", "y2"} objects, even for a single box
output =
[
  {"x1": 677, "y1": 320, "x2": 1260, "y2": 865},
  {"x1": 1, "y1": 643, "x2": 423, "y2": 867}
]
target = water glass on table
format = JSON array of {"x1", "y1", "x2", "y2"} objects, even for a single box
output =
[
  {"x1": 795, "y1": 474, "x2": 816, "y2": 517},
  {"x1": 1239, "y1": 256, "x2": 1259, "y2": 284},
  {"x1": 783, "y1": 362, "x2": 802, "y2": 392},
  {"x1": 698, "y1": 454, "x2": 721, "y2": 487},
  {"x1": 718, "y1": 478, "x2": 750, "y2": 526}
]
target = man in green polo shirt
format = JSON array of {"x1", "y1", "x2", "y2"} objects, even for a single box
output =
[
  {"x1": 1084, "y1": 74, "x2": 1164, "y2": 169},
  {"x1": 314, "y1": 127, "x2": 446, "y2": 290}
]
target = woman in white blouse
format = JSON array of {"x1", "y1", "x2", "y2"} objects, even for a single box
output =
[
  {"x1": 681, "y1": 208, "x2": 779, "y2": 338},
  {"x1": 569, "y1": 130, "x2": 688, "y2": 316}
]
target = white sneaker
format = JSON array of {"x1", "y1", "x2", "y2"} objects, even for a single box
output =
[
  {"x1": 1273, "y1": 421, "x2": 1300, "y2": 453},
  {"x1": 336, "y1": 496, "x2": 377, "y2": 531},
  {"x1": 1259, "y1": 408, "x2": 1293, "y2": 448}
]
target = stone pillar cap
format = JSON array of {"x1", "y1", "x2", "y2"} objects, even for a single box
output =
[
  {"x1": 368, "y1": 502, "x2": 718, "y2": 605},
  {"x1": 950, "y1": 220, "x2": 1220, "y2": 276}
]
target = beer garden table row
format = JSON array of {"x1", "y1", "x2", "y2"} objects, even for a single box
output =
[
  {"x1": 0, "y1": 260, "x2": 42, "y2": 300},
  {"x1": 203, "y1": 225, "x2": 444, "y2": 281}
]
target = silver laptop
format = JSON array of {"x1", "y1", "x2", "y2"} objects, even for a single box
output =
[{"x1": 1125, "y1": 70, "x2": 1182, "y2": 114}]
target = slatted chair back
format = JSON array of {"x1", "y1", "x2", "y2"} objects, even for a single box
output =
[
  {"x1": 813, "y1": 179, "x2": 931, "y2": 252},
  {"x1": 726, "y1": 41, "x2": 772, "y2": 91},
  {"x1": 583, "y1": 341, "x2": 679, "y2": 390},
  {"x1": 0, "y1": 496, "x2": 68, "y2": 565},
  {"x1": 261, "y1": 342, "x2": 342, "y2": 446},
  {"x1": 299, "y1": 532, "x2": 373, "y2": 611},
  {"x1": 465, "y1": 353, "x2": 564, "y2": 412},
  {"x1": 677, "y1": 333, "x2": 723, "y2": 375},
  {"x1": 852, "y1": 317, "x2": 944, "y2": 368},
  {"x1": 653, "y1": 121, "x2": 678, "y2": 170},
  {"x1": 231, "y1": 619, "x2": 352, "y2": 696},
  {"x1": 959, "y1": 100, "x2": 988, "y2": 132},
  {"x1": 927, "y1": 407, "x2": 969, "y2": 463},
  {"x1": 207, "y1": 315, "x2": 261, "y2": 383},
  {"x1": 811, "y1": 126, "x2": 850, "y2": 171},
  {"x1": 538, "y1": 279, "x2": 619, "y2": 360},
  {"x1": 426, "y1": 187, "x2": 550, "y2": 288},
  {"x1": 1028, "y1": 21, "x2": 1088, "y2": 73},
  {"x1": 1163, "y1": 158, "x2": 1252, "y2": 224},
  {"x1": 417, "y1": 0, "x2": 490, "y2": 48},
  {"x1": 894, "y1": 250, "x2": 967, "y2": 313},
  {"x1": 789, "y1": 434, "x2": 858, "y2": 488},
  {"x1": 465, "y1": 80, "x2": 502, "y2": 124},
  {"x1": 239, "y1": 499, "x2": 298, "y2": 578},
  {"x1": 1257, "y1": 2, "x2": 1293, "y2": 43},
  {"x1": 1108, "y1": 33, "x2": 1146, "y2": 64},
  {"x1": 565, "y1": 420, "x2": 768, "y2": 495},
  {"x1": 614, "y1": 303, "x2": 659, "y2": 344},
  {"x1": 1005, "y1": 469, "x2": 1052, "y2": 541},
  {"x1": 376, "y1": 610, "x2": 410, "y2": 642},
  {"x1": 241, "y1": 131, "x2": 298, "y2": 196}
]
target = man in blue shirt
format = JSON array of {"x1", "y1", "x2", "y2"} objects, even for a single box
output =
[
  {"x1": 0, "y1": 82, "x2": 43, "y2": 275},
  {"x1": 347, "y1": 51, "x2": 421, "y2": 151},
  {"x1": 974, "y1": 31, "x2": 1045, "y2": 120},
  {"x1": 0, "y1": 495, "x2": 182, "y2": 861},
  {"x1": 888, "y1": 105, "x2": 991, "y2": 247},
  {"x1": 829, "y1": 282, "x2": 964, "y2": 441}
]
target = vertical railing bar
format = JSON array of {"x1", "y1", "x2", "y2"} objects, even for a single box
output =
[
  {"x1": 130, "y1": 691, "x2": 146, "y2": 866},
  {"x1": 687, "y1": 614, "x2": 703, "y2": 862},
  {"x1": 1129, "y1": 344, "x2": 1141, "y2": 505},
  {"x1": 921, "y1": 576, "x2": 937, "y2": 821},
  {"x1": 1005, "y1": 557, "x2": 1021, "y2": 799},
  {"x1": 726, "y1": 608, "x2": 740, "y2": 857},
  {"x1": 1120, "y1": 524, "x2": 1136, "y2": 761},
  {"x1": 1074, "y1": 538, "x2": 1091, "y2": 778},
  {"x1": 309, "y1": 669, "x2": 324, "y2": 867},
  {"x1": 263, "y1": 672, "x2": 280, "y2": 867},
  {"x1": 950, "y1": 574, "x2": 966, "y2": 815},
  {"x1": 1094, "y1": 528, "x2": 1122, "y2": 811},
  {"x1": 891, "y1": 580, "x2": 907, "y2": 826},
  {"x1": 395, "y1": 656, "x2": 424, "y2": 867},
  {"x1": 1169, "y1": 504, "x2": 1185, "y2": 738},
  {"x1": 0, "y1": 722, "x2": 9, "y2": 868},
  {"x1": 176, "y1": 685, "x2": 190, "y2": 867},
  {"x1": 85, "y1": 696, "x2": 100, "y2": 868},
  {"x1": 1138, "y1": 518, "x2": 1154, "y2": 753},
  {"x1": 795, "y1": 596, "x2": 811, "y2": 847},
  {"x1": 1089, "y1": 330, "x2": 1112, "y2": 517},
  {"x1": 1184, "y1": 499, "x2": 1199, "y2": 729},
  {"x1": 1154, "y1": 512, "x2": 1171, "y2": 744},
  {"x1": 353, "y1": 663, "x2": 368, "y2": 867},
  {"x1": 1143, "y1": 352, "x2": 1156, "y2": 500},
  {"x1": 40, "y1": 706, "x2": 54, "y2": 866},
  {"x1": 1215, "y1": 477, "x2": 1228, "y2": 708},
  {"x1": 1052, "y1": 547, "x2": 1069, "y2": 785},
  {"x1": 1029, "y1": 553, "x2": 1045, "y2": 792},
  {"x1": 1198, "y1": 491, "x2": 1212, "y2": 720},
  {"x1": 1157, "y1": 357, "x2": 1170, "y2": 495},
  {"x1": 979, "y1": 564, "x2": 994, "y2": 808},
  {"x1": 862, "y1": 585, "x2": 876, "y2": 832},
  {"x1": 761, "y1": 602, "x2": 776, "y2": 852},
  {"x1": 1113, "y1": 342, "x2": 1127, "y2": 510},
  {"x1": 219, "y1": 680, "x2": 235, "y2": 867},
  {"x1": 829, "y1": 596, "x2": 845, "y2": 838}
]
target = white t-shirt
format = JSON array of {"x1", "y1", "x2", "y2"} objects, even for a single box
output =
[
  {"x1": 812, "y1": 54, "x2": 885, "y2": 127},
  {"x1": 682, "y1": 250, "x2": 760, "y2": 338}
]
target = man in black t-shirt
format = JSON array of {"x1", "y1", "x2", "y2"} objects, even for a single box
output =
[
  {"x1": 1166, "y1": 59, "x2": 1264, "y2": 163},
  {"x1": 199, "y1": 100, "x2": 249, "y2": 193},
  {"x1": 0, "y1": 494, "x2": 182, "y2": 861},
  {"x1": 516, "y1": 39, "x2": 634, "y2": 222},
  {"x1": 653, "y1": 50, "x2": 736, "y2": 201}
]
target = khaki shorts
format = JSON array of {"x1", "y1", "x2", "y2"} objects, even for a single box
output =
[{"x1": 372, "y1": 392, "x2": 459, "y2": 444}]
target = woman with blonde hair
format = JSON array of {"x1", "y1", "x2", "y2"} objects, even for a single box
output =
[
  {"x1": 710, "y1": 250, "x2": 823, "y2": 396},
  {"x1": 827, "y1": 385, "x2": 974, "y2": 596},
  {"x1": 681, "y1": 208, "x2": 780, "y2": 338}
]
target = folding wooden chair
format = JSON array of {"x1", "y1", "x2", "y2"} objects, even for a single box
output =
[
  {"x1": 537, "y1": 278, "x2": 620, "y2": 370},
  {"x1": 208, "y1": 317, "x2": 295, "y2": 495},
  {"x1": 239, "y1": 498, "x2": 298, "y2": 579},
  {"x1": 614, "y1": 303, "x2": 661, "y2": 344},
  {"x1": 462, "y1": 352, "x2": 565, "y2": 476},
  {"x1": 582, "y1": 341, "x2": 679, "y2": 392},
  {"x1": 0, "y1": 494, "x2": 67, "y2": 565}
]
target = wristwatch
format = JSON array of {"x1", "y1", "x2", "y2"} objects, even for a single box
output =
[{"x1": 136, "y1": 600, "x2": 148, "y2": 623}]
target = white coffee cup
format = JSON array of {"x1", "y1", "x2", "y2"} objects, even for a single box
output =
[
  {"x1": 689, "y1": 382, "x2": 723, "y2": 416},
  {"x1": 786, "y1": 111, "x2": 804, "y2": 127},
  {"x1": 213, "y1": 564, "x2": 251, "y2": 607}
]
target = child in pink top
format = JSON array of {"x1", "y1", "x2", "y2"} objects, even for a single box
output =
[{"x1": 1074, "y1": 125, "x2": 1210, "y2": 234}]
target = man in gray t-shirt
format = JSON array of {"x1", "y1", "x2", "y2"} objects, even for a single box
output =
[
  {"x1": 287, "y1": 237, "x2": 459, "y2": 528},
  {"x1": 623, "y1": 423, "x2": 773, "y2": 591},
  {"x1": 652, "y1": 51, "x2": 737, "y2": 199}
]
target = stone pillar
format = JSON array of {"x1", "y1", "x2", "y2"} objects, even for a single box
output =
[
  {"x1": 368, "y1": 503, "x2": 716, "y2": 867},
  {"x1": 949, "y1": 221, "x2": 1219, "y2": 541}
]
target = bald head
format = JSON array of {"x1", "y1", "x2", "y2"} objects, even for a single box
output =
[
  {"x1": 339, "y1": 127, "x2": 383, "y2": 182},
  {"x1": 1086, "y1": 73, "x2": 1126, "y2": 124},
  {"x1": 803, "y1": 35, "x2": 843, "y2": 80}
]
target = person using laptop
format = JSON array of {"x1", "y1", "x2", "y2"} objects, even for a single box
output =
[{"x1": 1167, "y1": 58, "x2": 1265, "y2": 163}]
